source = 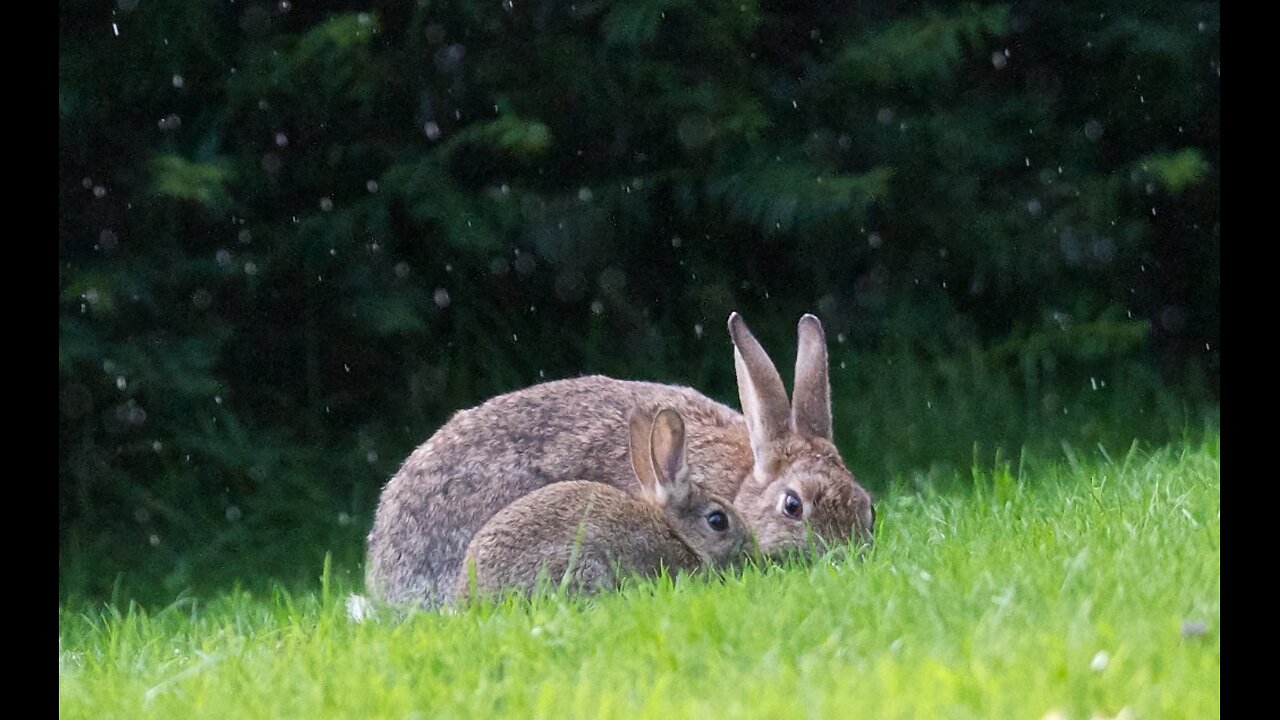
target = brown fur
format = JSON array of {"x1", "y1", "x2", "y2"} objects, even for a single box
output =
[
  {"x1": 455, "y1": 409, "x2": 753, "y2": 600},
  {"x1": 365, "y1": 313, "x2": 875, "y2": 606}
]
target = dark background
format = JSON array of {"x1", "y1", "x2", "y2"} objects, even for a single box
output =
[{"x1": 59, "y1": 0, "x2": 1219, "y2": 604}]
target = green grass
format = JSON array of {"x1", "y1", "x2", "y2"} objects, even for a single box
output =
[{"x1": 59, "y1": 435, "x2": 1220, "y2": 719}]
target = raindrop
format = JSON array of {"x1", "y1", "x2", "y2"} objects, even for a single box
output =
[
  {"x1": 99, "y1": 229, "x2": 119, "y2": 250},
  {"x1": 394, "y1": 262, "x2": 411, "y2": 279},
  {"x1": 424, "y1": 121, "x2": 442, "y2": 140},
  {"x1": 577, "y1": 187, "x2": 594, "y2": 202},
  {"x1": 1026, "y1": 198, "x2": 1042, "y2": 216},
  {"x1": 329, "y1": 248, "x2": 337, "y2": 256},
  {"x1": 279, "y1": 1, "x2": 292, "y2": 12},
  {"x1": 214, "y1": 395, "x2": 223, "y2": 405},
  {"x1": 158, "y1": 114, "x2": 182, "y2": 131},
  {"x1": 1024, "y1": 157, "x2": 1031, "y2": 167},
  {"x1": 1084, "y1": 119, "x2": 1103, "y2": 141},
  {"x1": 338, "y1": 512, "x2": 353, "y2": 526},
  {"x1": 261, "y1": 154, "x2": 282, "y2": 174},
  {"x1": 93, "y1": 185, "x2": 107, "y2": 199},
  {"x1": 671, "y1": 235, "x2": 683, "y2": 248},
  {"x1": 598, "y1": 267, "x2": 626, "y2": 293},
  {"x1": 81, "y1": 177, "x2": 94, "y2": 189},
  {"x1": 82, "y1": 288, "x2": 100, "y2": 305},
  {"x1": 514, "y1": 253, "x2": 536, "y2": 274},
  {"x1": 1090, "y1": 377, "x2": 1098, "y2": 390},
  {"x1": 226, "y1": 506, "x2": 242, "y2": 522},
  {"x1": 117, "y1": 0, "x2": 138, "y2": 10},
  {"x1": 991, "y1": 51, "x2": 1007, "y2": 70},
  {"x1": 319, "y1": 197, "x2": 334, "y2": 212},
  {"x1": 836, "y1": 333, "x2": 847, "y2": 344},
  {"x1": 116, "y1": 375, "x2": 128, "y2": 391},
  {"x1": 366, "y1": 180, "x2": 380, "y2": 193},
  {"x1": 694, "y1": 323, "x2": 704, "y2": 338},
  {"x1": 171, "y1": 74, "x2": 185, "y2": 89},
  {"x1": 244, "y1": 261, "x2": 258, "y2": 275},
  {"x1": 590, "y1": 300, "x2": 604, "y2": 315},
  {"x1": 149, "y1": 534, "x2": 160, "y2": 547},
  {"x1": 1090, "y1": 651, "x2": 1109, "y2": 672},
  {"x1": 192, "y1": 288, "x2": 213, "y2": 308},
  {"x1": 867, "y1": 232, "x2": 883, "y2": 249},
  {"x1": 876, "y1": 108, "x2": 894, "y2": 125},
  {"x1": 366, "y1": 450, "x2": 379, "y2": 464},
  {"x1": 112, "y1": 22, "x2": 120, "y2": 37},
  {"x1": 344, "y1": 363, "x2": 351, "y2": 373},
  {"x1": 275, "y1": 132, "x2": 288, "y2": 147},
  {"x1": 511, "y1": 333, "x2": 519, "y2": 343},
  {"x1": 238, "y1": 229, "x2": 252, "y2": 244},
  {"x1": 433, "y1": 288, "x2": 452, "y2": 307}
]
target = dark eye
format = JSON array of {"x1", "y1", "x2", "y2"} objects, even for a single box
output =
[
  {"x1": 781, "y1": 490, "x2": 803, "y2": 519},
  {"x1": 706, "y1": 510, "x2": 729, "y2": 532}
]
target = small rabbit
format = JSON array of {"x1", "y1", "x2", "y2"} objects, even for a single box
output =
[
  {"x1": 455, "y1": 408, "x2": 754, "y2": 600},
  {"x1": 367, "y1": 312, "x2": 874, "y2": 606}
]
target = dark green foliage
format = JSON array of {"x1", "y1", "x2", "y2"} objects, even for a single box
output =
[{"x1": 59, "y1": 0, "x2": 1219, "y2": 604}]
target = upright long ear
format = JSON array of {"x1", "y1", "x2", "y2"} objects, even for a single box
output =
[
  {"x1": 628, "y1": 408, "x2": 660, "y2": 503},
  {"x1": 649, "y1": 408, "x2": 690, "y2": 507},
  {"x1": 729, "y1": 313, "x2": 791, "y2": 470},
  {"x1": 791, "y1": 313, "x2": 833, "y2": 440}
]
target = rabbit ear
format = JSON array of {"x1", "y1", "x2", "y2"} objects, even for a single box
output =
[
  {"x1": 729, "y1": 313, "x2": 791, "y2": 468},
  {"x1": 791, "y1": 313, "x2": 833, "y2": 440},
  {"x1": 648, "y1": 408, "x2": 690, "y2": 507},
  {"x1": 629, "y1": 408, "x2": 660, "y2": 502}
]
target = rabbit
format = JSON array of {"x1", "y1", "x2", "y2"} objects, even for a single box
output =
[
  {"x1": 366, "y1": 312, "x2": 874, "y2": 606},
  {"x1": 454, "y1": 408, "x2": 755, "y2": 600}
]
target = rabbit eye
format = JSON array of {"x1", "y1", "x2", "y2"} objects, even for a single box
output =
[
  {"x1": 706, "y1": 510, "x2": 729, "y2": 532},
  {"x1": 781, "y1": 490, "x2": 804, "y2": 520}
]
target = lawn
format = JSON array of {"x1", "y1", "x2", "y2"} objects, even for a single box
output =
[{"x1": 59, "y1": 435, "x2": 1220, "y2": 719}]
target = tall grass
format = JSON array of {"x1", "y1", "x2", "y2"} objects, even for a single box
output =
[{"x1": 61, "y1": 434, "x2": 1220, "y2": 719}]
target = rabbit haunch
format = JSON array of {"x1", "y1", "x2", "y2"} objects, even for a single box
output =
[
  {"x1": 456, "y1": 408, "x2": 753, "y2": 599},
  {"x1": 366, "y1": 313, "x2": 875, "y2": 606}
]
